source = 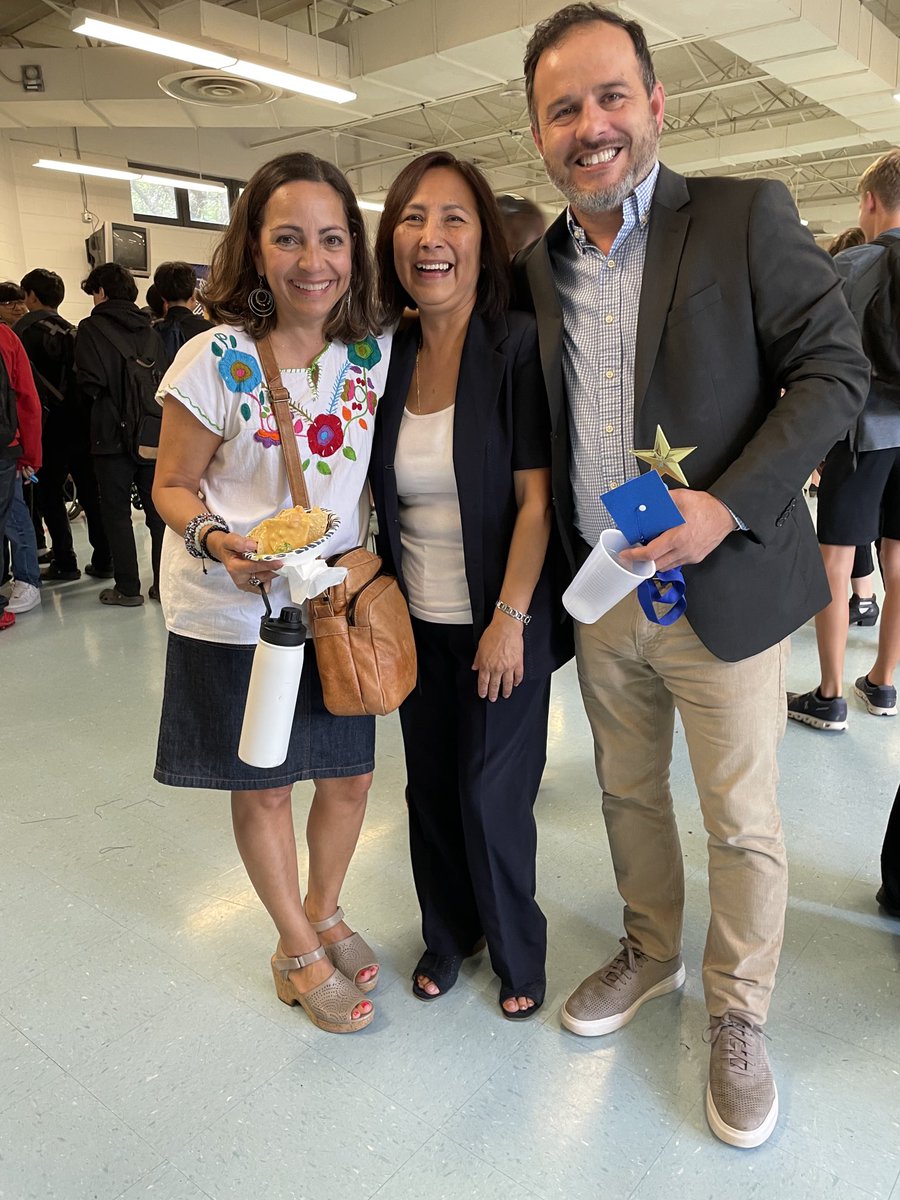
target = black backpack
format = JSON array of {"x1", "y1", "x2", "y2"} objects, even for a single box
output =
[
  {"x1": 846, "y1": 234, "x2": 900, "y2": 395},
  {"x1": 156, "y1": 315, "x2": 188, "y2": 370},
  {"x1": 92, "y1": 320, "x2": 165, "y2": 462},
  {"x1": 31, "y1": 315, "x2": 78, "y2": 411},
  {"x1": 0, "y1": 345, "x2": 18, "y2": 451}
]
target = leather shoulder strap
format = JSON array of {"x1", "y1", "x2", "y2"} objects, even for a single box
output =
[{"x1": 257, "y1": 334, "x2": 310, "y2": 509}]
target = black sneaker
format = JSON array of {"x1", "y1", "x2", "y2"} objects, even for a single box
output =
[
  {"x1": 84, "y1": 562, "x2": 115, "y2": 579},
  {"x1": 787, "y1": 690, "x2": 848, "y2": 731},
  {"x1": 41, "y1": 562, "x2": 81, "y2": 582},
  {"x1": 854, "y1": 675, "x2": 897, "y2": 716},
  {"x1": 876, "y1": 886, "x2": 900, "y2": 918},
  {"x1": 849, "y1": 594, "x2": 879, "y2": 627}
]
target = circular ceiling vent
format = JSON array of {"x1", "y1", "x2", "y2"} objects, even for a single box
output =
[{"x1": 158, "y1": 70, "x2": 281, "y2": 107}]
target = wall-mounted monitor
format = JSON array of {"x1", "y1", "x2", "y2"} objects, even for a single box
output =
[{"x1": 84, "y1": 221, "x2": 151, "y2": 278}]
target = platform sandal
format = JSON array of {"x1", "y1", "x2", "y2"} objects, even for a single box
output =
[
  {"x1": 498, "y1": 979, "x2": 546, "y2": 1021},
  {"x1": 308, "y1": 906, "x2": 379, "y2": 994},
  {"x1": 271, "y1": 943, "x2": 374, "y2": 1034}
]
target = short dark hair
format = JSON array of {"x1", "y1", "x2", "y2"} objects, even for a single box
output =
[
  {"x1": 496, "y1": 193, "x2": 547, "y2": 258},
  {"x1": 20, "y1": 268, "x2": 64, "y2": 308},
  {"x1": 204, "y1": 152, "x2": 378, "y2": 342},
  {"x1": 375, "y1": 151, "x2": 510, "y2": 324},
  {"x1": 81, "y1": 262, "x2": 138, "y2": 302},
  {"x1": 524, "y1": 3, "x2": 656, "y2": 127},
  {"x1": 0, "y1": 281, "x2": 26, "y2": 305},
  {"x1": 154, "y1": 261, "x2": 197, "y2": 303},
  {"x1": 144, "y1": 283, "x2": 166, "y2": 318}
]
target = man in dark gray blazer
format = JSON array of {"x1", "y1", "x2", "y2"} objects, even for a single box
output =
[{"x1": 515, "y1": 3, "x2": 869, "y2": 1149}]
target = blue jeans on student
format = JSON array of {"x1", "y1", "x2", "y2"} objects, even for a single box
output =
[
  {"x1": 0, "y1": 460, "x2": 17, "y2": 611},
  {"x1": 5, "y1": 475, "x2": 42, "y2": 589}
]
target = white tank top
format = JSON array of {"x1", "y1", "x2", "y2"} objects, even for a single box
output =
[{"x1": 394, "y1": 404, "x2": 472, "y2": 624}]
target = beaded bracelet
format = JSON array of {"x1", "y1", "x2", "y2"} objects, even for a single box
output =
[
  {"x1": 199, "y1": 524, "x2": 225, "y2": 562},
  {"x1": 184, "y1": 512, "x2": 229, "y2": 560}
]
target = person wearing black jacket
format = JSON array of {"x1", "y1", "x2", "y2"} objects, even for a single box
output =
[
  {"x1": 16, "y1": 268, "x2": 111, "y2": 582},
  {"x1": 153, "y1": 261, "x2": 213, "y2": 367},
  {"x1": 76, "y1": 262, "x2": 166, "y2": 606}
]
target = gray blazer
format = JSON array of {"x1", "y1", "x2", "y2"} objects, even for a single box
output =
[{"x1": 514, "y1": 163, "x2": 870, "y2": 662}]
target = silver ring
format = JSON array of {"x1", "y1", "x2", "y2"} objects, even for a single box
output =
[{"x1": 248, "y1": 576, "x2": 262, "y2": 588}]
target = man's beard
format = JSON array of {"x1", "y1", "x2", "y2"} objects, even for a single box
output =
[{"x1": 545, "y1": 116, "x2": 659, "y2": 214}]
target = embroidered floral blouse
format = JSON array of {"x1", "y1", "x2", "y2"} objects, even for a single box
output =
[{"x1": 156, "y1": 325, "x2": 391, "y2": 644}]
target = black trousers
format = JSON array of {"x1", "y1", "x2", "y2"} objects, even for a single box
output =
[
  {"x1": 882, "y1": 784, "x2": 900, "y2": 910},
  {"x1": 39, "y1": 426, "x2": 111, "y2": 572},
  {"x1": 93, "y1": 454, "x2": 165, "y2": 597},
  {"x1": 399, "y1": 617, "x2": 552, "y2": 992}
]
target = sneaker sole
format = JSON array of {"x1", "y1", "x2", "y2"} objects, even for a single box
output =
[
  {"x1": 786, "y1": 710, "x2": 848, "y2": 731},
  {"x1": 706, "y1": 1083, "x2": 778, "y2": 1149},
  {"x1": 8, "y1": 600, "x2": 41, "y2": 614},
  {"x1": 561, "y1": 964, "x2": 686, "y2": 1037},
  {"x1": 853, "y1": 685, "x2": 897, "y2": 717}
]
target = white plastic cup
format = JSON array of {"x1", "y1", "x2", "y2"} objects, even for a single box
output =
[{"x1": 562, "y1": 528, "x2": 657, "y2": 624}]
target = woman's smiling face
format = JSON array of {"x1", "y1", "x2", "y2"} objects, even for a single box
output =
[
  {"x1": 392, "y1": 166, "x2": 482, "y2": 320},
  {"x1": 253, "y1": 179, "x2": 352, "y2": 331}
]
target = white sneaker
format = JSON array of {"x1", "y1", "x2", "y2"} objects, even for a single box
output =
[{"x1": 8, "y1": 581, "x2": 41, "y2": 613}]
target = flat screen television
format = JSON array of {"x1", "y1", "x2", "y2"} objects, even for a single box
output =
[{"x1": 84, "y1": 221, "x2": 150, "y2": 278}]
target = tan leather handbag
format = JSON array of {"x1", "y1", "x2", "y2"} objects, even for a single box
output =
[{"x1": 257, "y1": 336, "x2": 417, "y2": 717}]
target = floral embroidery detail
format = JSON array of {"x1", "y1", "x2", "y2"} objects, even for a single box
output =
[
  {"x1": 307, "y1": 413, "x2": 344, "y2": 458},
  {"x1": 347, "y1": 337, "x2": 381, "y2": 369},
  {"x1": 218, "y1": 349, "x2": 262, "y2": 394}
]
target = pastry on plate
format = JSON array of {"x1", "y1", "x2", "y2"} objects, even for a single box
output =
[{"x1": 248, "y1": 506, "x2": 330, "y2": 556}]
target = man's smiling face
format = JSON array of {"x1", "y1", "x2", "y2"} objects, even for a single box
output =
[{"x1": 531, "y1": 22, "x2": 664, "y2": 217}]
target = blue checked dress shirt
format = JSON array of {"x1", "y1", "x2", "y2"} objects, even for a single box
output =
[{"x1": 551, "y1": 163, "x2": 659, "y2": 545}]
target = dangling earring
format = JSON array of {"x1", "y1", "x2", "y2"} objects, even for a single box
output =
[
  {"x1": 342, "y1": 282, "x2": 353, "y2": 315},
  {"x1": 248, "y1": 274, "x2": 275, "y2": 318}
]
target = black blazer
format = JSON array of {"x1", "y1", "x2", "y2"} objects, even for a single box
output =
[
  {"x1": 514, "y1": 164, "x2": 870, "y2": 662},
  {"x1": 370, "y1": 309, "x2": 572, "y2": 680}
]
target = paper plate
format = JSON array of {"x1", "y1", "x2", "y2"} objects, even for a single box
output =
[{"x1": 244, "y1": 510, "x2": 341, "y2": 564}]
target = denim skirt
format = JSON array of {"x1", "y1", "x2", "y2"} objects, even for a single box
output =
[{"x1": 154, "y1": 633, "x2": 375, "y2": 790}]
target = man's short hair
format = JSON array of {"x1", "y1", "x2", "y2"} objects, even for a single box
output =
[
  {"x1": 144, "y1": 283, "x2": 166, "y2": 318},
  {"x1": 20, "y1": 268, "x2": 64, "y2": 309},
  {"x1": 81, "y1": 262, "x2": 138, "y2": 302},
  {"x1": 858, "y1": 150, "x2": 900, "y2": 212},
  {"x1": 524, "y1": 3, "x2": 656, "y2": 127},
  {"x1": 496, "y1": 193, "x2": 547, "y2": 257},
  {"x1": 154, "y1": 261, "x2": 197, "y2": 303}
]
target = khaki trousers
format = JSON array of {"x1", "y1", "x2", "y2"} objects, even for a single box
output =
[{"x1": 574, "y1": 591, "x2": 789, "y2": 1025}]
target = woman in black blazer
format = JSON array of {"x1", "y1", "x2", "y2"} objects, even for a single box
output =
[{"x1": 370, "y1": 151, "x2": 571, "y2": 1019}]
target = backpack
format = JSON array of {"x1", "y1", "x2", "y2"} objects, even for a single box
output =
[
  {"x1": 156, "y1": 315, "x2": 188, "y2": 370},
  {"x1": 31, "y1": 315, "x2": 78, "y2": 411},
  {"x1": 0, "y1": 345, "x2": 18, "y2": 451},
  {"x1": 92, "y1": 320, "x2": 164, "y2": 462}
]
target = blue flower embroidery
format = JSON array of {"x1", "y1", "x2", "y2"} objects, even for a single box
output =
[{"x1": 217, "y1": 349, "x2": 262, "y2": 394}]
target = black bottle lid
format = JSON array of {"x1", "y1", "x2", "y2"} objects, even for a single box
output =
[{"x1": 259, "y1": 605, "x2": 307, "y2": 647}]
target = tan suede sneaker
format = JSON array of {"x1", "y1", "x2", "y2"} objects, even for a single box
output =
[
  {"x1": 706, "y1": 1014, "x2": 778, "y2": 1149},
  {"x1": 561, "y1": 937, "x2": 685, "y2": 1037}
]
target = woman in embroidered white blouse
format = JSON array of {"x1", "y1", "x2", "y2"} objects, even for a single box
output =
[{"x1": 151, "y1": 153, "x2": 391, "y2": 1035}]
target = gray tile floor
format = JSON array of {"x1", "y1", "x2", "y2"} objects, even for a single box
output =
[{"x1": 1, "y1": 514, "x2": 899, "y2": 1200}]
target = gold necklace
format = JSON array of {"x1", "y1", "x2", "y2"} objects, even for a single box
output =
[{"x1": 414, "y1": 348, "x2": 421, "y2": 415}]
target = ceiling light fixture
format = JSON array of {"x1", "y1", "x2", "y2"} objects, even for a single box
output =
[
  {"x1": 70, "y1": 9, "x2": 356, "y2": 104},
  {"x1": 357, "y1": 200, "x2": 385, "y2": 212},
  {"x1": 34, "y1": 158, "x2": 227, "y2": 192}
]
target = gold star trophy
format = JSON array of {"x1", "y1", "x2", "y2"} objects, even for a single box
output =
[{"x1": 632, "y1": 425, "x2": 696, "y2": 487}]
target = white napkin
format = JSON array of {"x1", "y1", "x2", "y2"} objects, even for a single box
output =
[{"x1": 279, "y1": 556, "x2": 347, "y2": 605}]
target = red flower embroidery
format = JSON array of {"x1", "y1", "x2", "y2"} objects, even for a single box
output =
[{"x1": 307, "y1": 413, "x2": 344, "y2": 458}]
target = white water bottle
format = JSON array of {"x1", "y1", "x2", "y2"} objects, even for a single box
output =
[{"x1": 238, "y1": 605, "x2": 307, "y2": 768}]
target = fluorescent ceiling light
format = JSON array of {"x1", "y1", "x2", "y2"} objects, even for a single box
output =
[
  {"x1": 230, "y1": 60, "x2": 354, "y2": 104},
  {"x1": 70, "y1": 8, "x2": 356, "y2": 104},
  {"x1": 34, "y1": 158, "x2": 226, "y2": 193},
  {"x1": 72, "y1": 12, "x2": 234, "y2": 70},
  {"x1": 357, "y1": 200, "x2": 385, "y2": 212},
  {"x1": 34, "y1": 158, "x2": 137, "y2": 181}
]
